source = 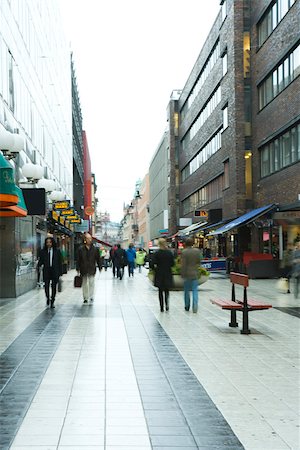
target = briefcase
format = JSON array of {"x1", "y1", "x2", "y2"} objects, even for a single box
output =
[{"x1": 74, "y1": 275, "x2": 82, "y2": 288}]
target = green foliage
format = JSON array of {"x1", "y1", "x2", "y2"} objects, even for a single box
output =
[{"x1": 171, "y1": 256, "x2": 210, "y2": 278}]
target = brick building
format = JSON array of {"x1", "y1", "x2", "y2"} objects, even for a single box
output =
[{"x1": 176, "y1": 0, "x2": 299, "y2": 260}]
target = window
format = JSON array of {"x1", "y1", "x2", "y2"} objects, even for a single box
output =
[
  {"x1": 260, "y1": 122, "x2": 300, "y2": 177},
  {"x1": 258, "y1": 43, "x2": 300, "y2": 110},
  {"x1": 181, "y1": 129, "x2": 222, "y2": 181},
  {"x1": 223, "y1": 160, "x2": 229, "y2": 189},
  {"x1": 221, "y1": 0, "x2": 227, "y2": 22},
  {"x1": 258, "y1": 0, "x2": 295, "y2": 47},
  {"x1": 222, "y1": 51, "x2": 228, "y2": 76},
  {"x1": 222, "y1": 105, "x2": 228, "y2": 130}
]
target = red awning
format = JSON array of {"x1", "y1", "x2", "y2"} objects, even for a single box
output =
[{"x1": 92, "y1": 236, "x2": 112, "y2": 248}]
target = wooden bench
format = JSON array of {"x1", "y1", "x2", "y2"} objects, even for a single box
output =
[{"x1": 211, "y1": 272, "x2": 272, "y2": 334}]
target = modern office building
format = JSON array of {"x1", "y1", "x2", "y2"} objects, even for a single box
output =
[
  {"x1": 177, "y1": 0, "x2": 299, "y2": 260},
  {"x1": 0, "y1": 0, "x2": 72, "y2": 296}
]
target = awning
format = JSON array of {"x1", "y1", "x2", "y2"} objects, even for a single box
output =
[
  {"x1": 178, "y1": 221, "x2": 208, "y2": 236},
  {"x1": 92, "y1": 236, "x2": 112, "y2": 248},
  {"x1": 208, "y1": 204, "x2": 276, "y2": 236},
  {"x1": 0, "y1": 186, "x2": 27, "y2": 217},
  {"x1": 200, "y1": 219, "x2": 232, "y2": 232},
  {"x1": 0, "y1": 153, "x2": 19, "y2": 207}
]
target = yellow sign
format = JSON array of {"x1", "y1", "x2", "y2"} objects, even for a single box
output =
[
  {"x1": 53, "y1": 200, "x2": 70, "y2": 210},
  {"x1": 70, "y1": 218, "x2": 81, "y2": 223},
  {"x1": 52, "y1": 211, "x2": 59, "y2": 221},
  {"x1": 61, "y1": 208, "x2": 74, "y2": 216},
  {"x1": 59, "y1": 216, "x2": 65, "y2": 225},
  {"x1": 66, "y1": 215, "x2": 78, "y2": 220},
  {"x1": 194, "y1": 210, "x2": 208, "y2": 218}
]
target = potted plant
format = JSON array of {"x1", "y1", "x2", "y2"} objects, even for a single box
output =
[{"x1": 148, "y1": 256, "x2": 210, "y2": 290}]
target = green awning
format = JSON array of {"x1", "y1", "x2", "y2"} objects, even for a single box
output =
[
  {"x1": 0, "y1": 153, "x2": 18, "y2": 207},
  {"x1": 0, "y1": 186, "x2": 27, "y2": 217}
]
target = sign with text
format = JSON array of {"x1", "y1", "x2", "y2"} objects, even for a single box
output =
[
  {"x1": 53, "y1": 200, "x2": 70, "y2": 210},
  {"x1": 194, "y1": 210, "x2": 208, "y2": 218},
  {"x1": 61, "y1": 208, "x2": 75, "y2": 216}
]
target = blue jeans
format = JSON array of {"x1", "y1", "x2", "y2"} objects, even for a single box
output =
[
  {"x1": 128, "y1": 261, "x2": 135, "y2": 276},
  {"x1": 184, "y1": 279, "x2": 198, "y2": 312}
]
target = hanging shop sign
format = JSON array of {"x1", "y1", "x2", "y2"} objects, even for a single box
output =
[
  {"x1": 84, "y1": 206, "x2": 94, "y2": 216},
  {"x1": 194, "y1": 210, "x2": 208, "y2": 218},
  {"x1": 53, "y1": 200, "x2": 70, "y2": 210},
  {"x1": 52, "y1": 210, "x2": 59, "y2": 221},
  {"x1": 70, "y1": 218, "x2": 81, "y2": 224},
  {"x1": 59, "y1": 216, "x2": 65, "y2": 225},
  {"x1": 61, "y1": 208, "x2": 75, "y2": 216},
  {"x1": 0, "y1": 153, "x2": 18, "y2": 207},
  {"x1": 0, "y1": 186, "x2": 27, "y2": 217}
]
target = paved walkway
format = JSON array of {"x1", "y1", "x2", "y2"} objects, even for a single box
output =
[{"x1": 0, "y1": 268, "x2": 299, "y2": 450}]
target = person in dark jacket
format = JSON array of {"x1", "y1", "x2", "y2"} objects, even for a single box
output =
[
  {"x1": 114, "y1": 244, "x2": 127, "y2": 280},
  {"x1": 110, "y1": 245, "x2": 118, "y2": 277},
  {"x1": 151, "y1": 238, "x2": 174, "y2": 312},
  {"x1": 77, "y1": 232, "x2": 102, "y2": 304},
  {"x1": 38, "y1": 237, "x2": 62, "y2": 308}
]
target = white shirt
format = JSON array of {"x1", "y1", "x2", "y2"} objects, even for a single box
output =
[{"x1": 48, "y1": 248, "x2": 53, "y2": 267}]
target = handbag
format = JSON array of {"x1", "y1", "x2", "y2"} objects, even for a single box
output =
[
  {"x1": 58, "y1": 278, "x2": 63, "y2": 292},
  {"x1": 74, "y1": 275, "x2": 82, "y2": 288},
  {"x1": 276, "y1": 277, "x2": 288, "y2": 292}
]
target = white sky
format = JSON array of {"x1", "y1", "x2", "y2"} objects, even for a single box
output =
[{"x1": 58, "y1": 0, "x2": 220, "y2": 222}]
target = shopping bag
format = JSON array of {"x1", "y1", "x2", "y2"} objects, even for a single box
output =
[
  {"x1": 74, "y1": 275, "x2": 82, "y2": 288},
  {"x1": 276, "y1": 277, "x2": 288, "y2": 292}
]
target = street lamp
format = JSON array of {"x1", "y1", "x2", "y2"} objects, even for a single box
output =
[
  {"x1": 21, "y1": 163, "x2": 44, "y2": 183},
  {"x1": 37, "y1": 178, "x2": 56, "y2": 193},
  {"x1": 0, "y1": 127, "x2": 23, "y2": 159}
]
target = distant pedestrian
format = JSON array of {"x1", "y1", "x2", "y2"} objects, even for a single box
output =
[
  {"x1": 151, "y1": 238, "x2": 174, "y2": 312},
  {"x1": 103, "y1": 249, "x2": 110, "y2": 271},
  {"x1": 136, "y1": 248, "x2": 146, "y2": 273},
  {"x1": 38, "y1": 237, "x2": 63, "y2": 308},
  {"x1": 114, "y1": 244, "x2": 127, "y2": 280},
  {"x1": 280, "y1": 242, "x2": 294, "y2": 293},
  {"x1": 77, "y1": 233, "x2": 102, "y2": 304},
  {"x1": 110, "y1": 245, "x2": 118, "y2": 277},
  {"x1": 292, "y1": 241, "x2": 300, "y2": 298},
  {"x1": 126, "y1": 243, "x2": 136, "y2": 277},
  {"x1": 181, "y1": 238, "x2": 201, "y2": 313}
]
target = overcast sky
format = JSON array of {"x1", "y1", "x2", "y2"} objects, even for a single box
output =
[{"x1": 58, "y1": 0, "x2": 220, "y2": 222}]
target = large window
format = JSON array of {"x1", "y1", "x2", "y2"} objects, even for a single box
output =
[
  {"x1": 181, "y1": 40, "x2": 220, "y2": 118},
  {"x1": 260, "y1": 122, "x2": 300, "y2": 177},
  {"x1": 258, "y1": 0, "x2": 295, "y2": 47},
  {"x1": 182, "y1": 173, "x2": 226, "y2": 215},
  {"x1": 182, "y1": 129, "x2": 222, "y2": 181},
  {"x1": 258, "y1": 43, "x2": 300, "y2": 110}
]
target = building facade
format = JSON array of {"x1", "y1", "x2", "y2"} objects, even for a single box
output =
[
  {"x1": 177, "y1": 0, "x2": 299, "y2": 259},
  {"x1": 0, "y1": 0, "x2": 72, "y2": 297}
]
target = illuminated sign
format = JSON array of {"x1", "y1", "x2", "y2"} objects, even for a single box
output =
[
  {"x1": 53, "y1": 200, "x2": 70, "y2": 210},
  {"x1": 61, "y1": 208, "x2": 75, "y2": 216},
  {"x1": 194, "y1": 210, "x2": 208, "y2": 218},
  {"x1": 52, "y1": 211, "x2": 59, "y2": 221}
]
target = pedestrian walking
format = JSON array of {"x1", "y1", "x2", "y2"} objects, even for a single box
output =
[
  {"x1": 181, "y1": 238, "x2": 201, "y2": 313},
  {"x1": 110, "y1": 244, "x2": 117, "y2": 277},
  {"x1": 77, "y1": 232, "x2": 102, "y2": 304},
  {"x1": 114, "y1": 244, "x2": 127, "y2": 280},
  {"x1": 38, "y1": 237, "x2": 63, "y2": 308},
  {"x1": 126, "y1": 243, "x2": 136, "y2": 277},
  {"x1": 292, "y1": 241, "x2": 300, "y2": 298},
  {"x1": 280, "y1": 242, "x2": 294, "y2": 293},
  {"x1": 135, "y1": 248, "x2": 147, "y2": 273},
  {"x1": 103, "y1": 249, "x2": 110, "y2": 271},
  {"x1": 151, "y1": 238, "x2": 174, "y2": 312}
]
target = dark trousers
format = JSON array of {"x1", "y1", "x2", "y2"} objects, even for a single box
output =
[
  {"x1": 44, "y1": 268, "x2": 58, "y2": 300},
  {"x1": 158, "y1": 289, "x2": 169, "y2": 311},
  {"x1": 117, "y1": 266, "x2": 124, "y2": 280},
  {"x1": 112, "y1": 262, "x2": 116, "y2": 277}
]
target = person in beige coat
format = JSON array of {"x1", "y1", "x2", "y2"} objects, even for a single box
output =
[{"x1": 181, "y1": 238, "x2": 201, "y2": 313}]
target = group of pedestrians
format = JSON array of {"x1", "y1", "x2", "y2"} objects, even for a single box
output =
[{"x1": 37, "y1": 232, "x2": 300, "y2": 310}]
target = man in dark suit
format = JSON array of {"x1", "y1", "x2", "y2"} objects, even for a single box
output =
[{"x1": 38, "y1": 237, "x2": 62, "y2": 308}]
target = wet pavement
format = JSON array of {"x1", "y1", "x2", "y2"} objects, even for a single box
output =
[{"x1": 0, "y1": 268, "x2": 299, "y2": 449}]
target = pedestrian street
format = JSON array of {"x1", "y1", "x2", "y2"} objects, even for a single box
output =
[{"x1": 0, "y1": 268, "x2": 299, "y2": 450}]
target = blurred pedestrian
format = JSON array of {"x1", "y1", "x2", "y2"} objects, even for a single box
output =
[
  {"x1": 136, "y1": 248, "x2": 146, "y2": 273},
  {"x1": 103, "y1": 249, "x2": 110, "y2": 271},
  {"x1": 77, "y1": 232, "x2": 102, "y2": 304},
  {"x1": 292, "y1": 241, "x2": 300, "y2": 298},
  {"x1": 151, "y1": 238, "x2": 174, "y2": 312},
  {"x1": 38, "y1": 237, "x2": 62, "y2": 308},
  {"x1": 280, "y1": 242, "x2": 294, "y2": 293},
  {"x1": 181, "y1": 238, "x2": 201, "y2": 313},
  {"x1": 110, "y1": 245, "x2": 117, "y2": 277},
  {"x1": 126, "y1": 243, "x2": 136, "y2": 277},
  {"x1": 114, "y1": 244, "x2": 127, "y2": 280}
]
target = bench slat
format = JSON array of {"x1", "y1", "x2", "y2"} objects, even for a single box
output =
[
  {"x1": 211, "y1": 299, "x2": 243, "y2": 309},
  {"x1": 235, "y1": 298, "x2": 272, "y2": 308}
]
